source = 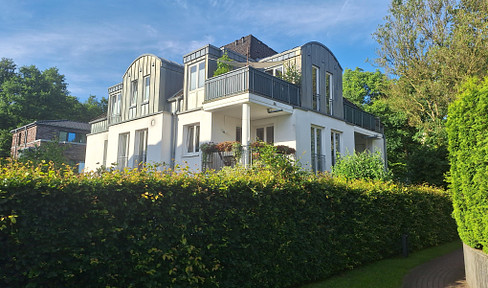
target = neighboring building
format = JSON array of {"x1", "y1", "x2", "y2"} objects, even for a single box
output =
[
  {"x1": 10, "y1": 120, "x2": 90, "y2": 170},
  {"x1": 85, "y1": 35, "x2": 385, "y2": 173}
]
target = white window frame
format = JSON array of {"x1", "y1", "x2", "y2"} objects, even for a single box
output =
[
  {"x1": 143, "y1": 76, "x2": 150, "y2": 103},
  {"x1": 111, "y1": 93, "x2": 121, "y2": 116},
  {"x1": 185, "y1": 124, "x2": 200, "y2": 154},
  {"x1": 265, "y1": 65, "x2": 283, "y2": 78},
  {"x1": 255, "y1": 125, "x2": 274, "y2": 144},
  {"x1": 117, "y1": 133, "x2": 130, "y2": 170},
  {"x1": 312, "y1": 66, "x2": 320, "y2": 111},
  {"x1": 189, "y1": 61, "x2": 205, "y2": 91},
  {"x1": 134, "y1": 129, "x2": 148, "y2": 168},
  {"x1": 311, "y1": 125, "x2": 324, "y2": 172},
  {"x1": 331, "y1": 130, "x2": 342, "y2": 166},
  {"x1": 326, "y1": 72, "x2": 333, "y2": 114},
  {"x1": 130, "y1": 80, "x2": 138, "y2": 107}
]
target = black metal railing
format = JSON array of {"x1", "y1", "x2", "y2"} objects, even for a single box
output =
[
  {"x1": 205, "y1": 66, "x2": 300, "y2": 106},
  {"x1": 202, "y1": 151, "x2": 238, "y2": 171},
  {"x1": 343, "y1": 100, "x2": 383, "y2": 133}
]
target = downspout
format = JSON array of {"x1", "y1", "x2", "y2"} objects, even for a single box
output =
[{"x1": 170, "y1": 101, "x2": 180, "y2": 170}]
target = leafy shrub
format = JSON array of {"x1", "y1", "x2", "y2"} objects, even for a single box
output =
[
  {"x1": 0, "y1": 161, "x2": 456, "y2": 287},
  {"x1": 213, "y1": 52, "x2": 233, "y2": 77},
  {"x1": 331, "y1": 151, "x2": 392, "y2": 181},
  {"x1": 447, "y1": 77, "x2": 488, "y2": 252}
]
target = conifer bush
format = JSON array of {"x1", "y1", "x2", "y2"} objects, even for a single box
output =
[{"x1": 447, "y1": 77, "x2": 488, "y2": 253}]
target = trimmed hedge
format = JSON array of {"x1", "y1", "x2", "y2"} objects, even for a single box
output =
[
  {"x1": 0, "y1": 162, "x2": 457, "y2": 287},
  {"x1": 447, "y1": 77, "x2": 488, "y2": 253}
]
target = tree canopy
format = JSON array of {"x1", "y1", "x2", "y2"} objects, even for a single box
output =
[
  {"x1": 373, "y1": 0, "x2": 488, "y2": 145},
  {"x1": 0, "y1": 58, "x2": 106, "y2": 158}
]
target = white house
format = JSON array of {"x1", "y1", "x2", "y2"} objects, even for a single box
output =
[{"x1": 85, "y1": 35, "x2": 385, "y2": 173}]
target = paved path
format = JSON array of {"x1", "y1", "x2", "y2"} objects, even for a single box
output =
[{"x1": 402, "y1": 248, "x2": 468, "y2": 288}]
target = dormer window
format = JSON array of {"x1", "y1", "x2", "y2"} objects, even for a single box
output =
[
  {"x1": 130, "y1": 80, "x2": 138, "y2": 106},
  {"x1": 143, "y1": 76, "x2": 150, "y2": 103},
  {"x1": 189, "y1": 61, "x2": 205, "y2": 91}
]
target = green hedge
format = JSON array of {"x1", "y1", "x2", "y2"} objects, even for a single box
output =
[
  {"x1": 0, "y1": 162, "x2": 457, "y2": 287},
  {"x1": 447, "y1": 77, "x2": 488, "y2": 253}
]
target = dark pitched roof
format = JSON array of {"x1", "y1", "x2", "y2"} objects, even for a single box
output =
[
  {"x1": 222, "y1": 35, "x2": 277, "y2": 61},
  {"x1": 10, "y1": 120, "x2": 91, "y2": 133}
]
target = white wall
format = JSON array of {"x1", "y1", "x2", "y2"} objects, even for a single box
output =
[
  {"x1": 85, "y1": 131, "x2": 108, "y2": 171},
  {"x1": 175, "y1": 109, "x2": 213, "y2": 172},
  {"x1": 84, "y1": 113, "x2": 173, "y2": 172}
]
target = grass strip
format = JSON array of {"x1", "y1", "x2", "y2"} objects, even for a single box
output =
[{"x1": 301, "y1": 240, "x2": 462, "y2": 288}]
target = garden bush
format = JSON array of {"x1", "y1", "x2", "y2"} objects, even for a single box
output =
[
  {"x1": 447, "y1": 77, "x2": 488, "y2": 253},
  {"x1": 0, "y1": 161, "x2": 457, "y2": 287},
  {"x1": 331, "y1": 150, "x2": 392, "y2": 181}
]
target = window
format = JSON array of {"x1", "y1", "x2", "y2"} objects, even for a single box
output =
[
  {"x1": 311, "y1": 126, "x2": 324, "y2": 172},
  {"x1": 134, "y1": 129, "x2": 148, "y2": 168},
  {"x1": 117, "y1": 133, "x2": 130, "y2": 170},
  {"x1": 131, "y1": 80, "x2": 138, "y2": 106},
  {"x1": 331, "y1": 130, "x2": 341, "y2": 166},
  {"x1": 189, "y1": 61, "x2": 205, "y2": 91},
  {"x1": 265, "y1": 66, "x2": 283, "y2": 78},
  {"x1": 236, "y1": 127, "x2": 242, "y2": 143},
  {"x1": 256, "y1": 126, "x2": 274, "y2": 144},
  {"x1": 143, "y1": 76, "x2": 150, "y2": 103},
  {"x1": 312, "y1": 66, "x2": 320, "y2": 111},
  {"x1": 59, "y1": 131, "x2": 86, "y2": 143},
  {"x1": 102, "y1": 139, "x2": 108, "y2": 167},
  {"x1": 326, "y1": 72, "x2": 333, "y2": 114},
  {"x1": 186, "y1": 124, "x2": 200, "y2": 153},
  {"x1": 110, "y1": 94, "x2": 121, "y2": 115}
]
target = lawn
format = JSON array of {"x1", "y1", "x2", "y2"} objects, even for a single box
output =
[{"x1": 300, "y1": 240, "x2": 461, "y2": 288}]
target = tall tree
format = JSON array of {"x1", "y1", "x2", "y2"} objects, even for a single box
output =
[
  {"x1": 373, "y1": 0, "x2": 488, "y2": 145},
  {"x1": 0, "y1": 58, "x2": 106, "y2": 158}
]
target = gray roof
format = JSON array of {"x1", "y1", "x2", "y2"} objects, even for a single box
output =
[{"x1": 10, "y1": 120, "x2": 91, "y2": 133}]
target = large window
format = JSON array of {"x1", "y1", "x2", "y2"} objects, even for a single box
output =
[
  {"x1": 311, "y1": 126, "x2": 324, "y2": 172},
  {"x1": 331, "y1": 130, "x2": 341, "y2": 166},
  {"x1": 189, "y1": 61, "x2": 205, "y2": 91},
  {"x1": 256, "y1": 126, "x2": 274, "y2": 144},
  {"x1": 326, "y1": 72, "x2": 333, "y2": 114},
  {"x1": 110, "y1": 94, "x2": 121, "y2": 116},
  {"x1": 312, "y1": 66, "x2": 320, "y2": 111},
  {"x1": 117, "y1": 133, "x2": 130, "y2": 170},
  {"x1": 186, "y1": 124, "x2": 200, "y2": 153},
  {"x1": 143, "y1": 76, "x2": 150, "y2": 103},
  {"x1": 59, "y1": 131, "x2": 86, "y2": 143},
  {"x1": 130, "y1": 80, "x2": 138, "y2": 106},
  {"x1": 134, "y1": 129, "x2": 148, "y2": 168}
]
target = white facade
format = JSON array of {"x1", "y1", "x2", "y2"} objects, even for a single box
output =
[{"x1": 85, "y1": 38, "x2": 385, "y2": 173}]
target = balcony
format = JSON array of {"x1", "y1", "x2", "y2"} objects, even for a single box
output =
[
  {"x1": 205, "y1": 66, "x2": 300, "y2": 106},
  {"x1": 90, "y1": 118, "x2": 108, "y2": 134},
  {"x1": 343, "y1": 99, "x2": 383, "y2": 133}
]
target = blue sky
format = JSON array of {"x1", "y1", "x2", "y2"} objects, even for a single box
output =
[{"x1": 0, "y1": 0, "x2": 391, "y2": 102}]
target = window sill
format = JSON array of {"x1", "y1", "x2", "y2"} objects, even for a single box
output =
[{"x1": 183, "y1": 152, "x2": 200, "y2": 158}]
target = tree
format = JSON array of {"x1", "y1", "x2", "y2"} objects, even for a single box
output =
[
  {"x1": 213, "y1": 52, "x2": 233, "y2": 76},
  {"x1": 343, "y1": 67, "x2": 448, "y2": 186},
  {"x1": 0, "y1": 58, "x2": 106, "y2": 158},
  {"x1": 373, "y1": 0, "x2": 488, "y2": 144},
  {"x1": 281, "y1": 63, "x2": 301, "y2": 85},
  {"x1": 342, "y1": 68, "x2": 385, "y2": 106}
]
